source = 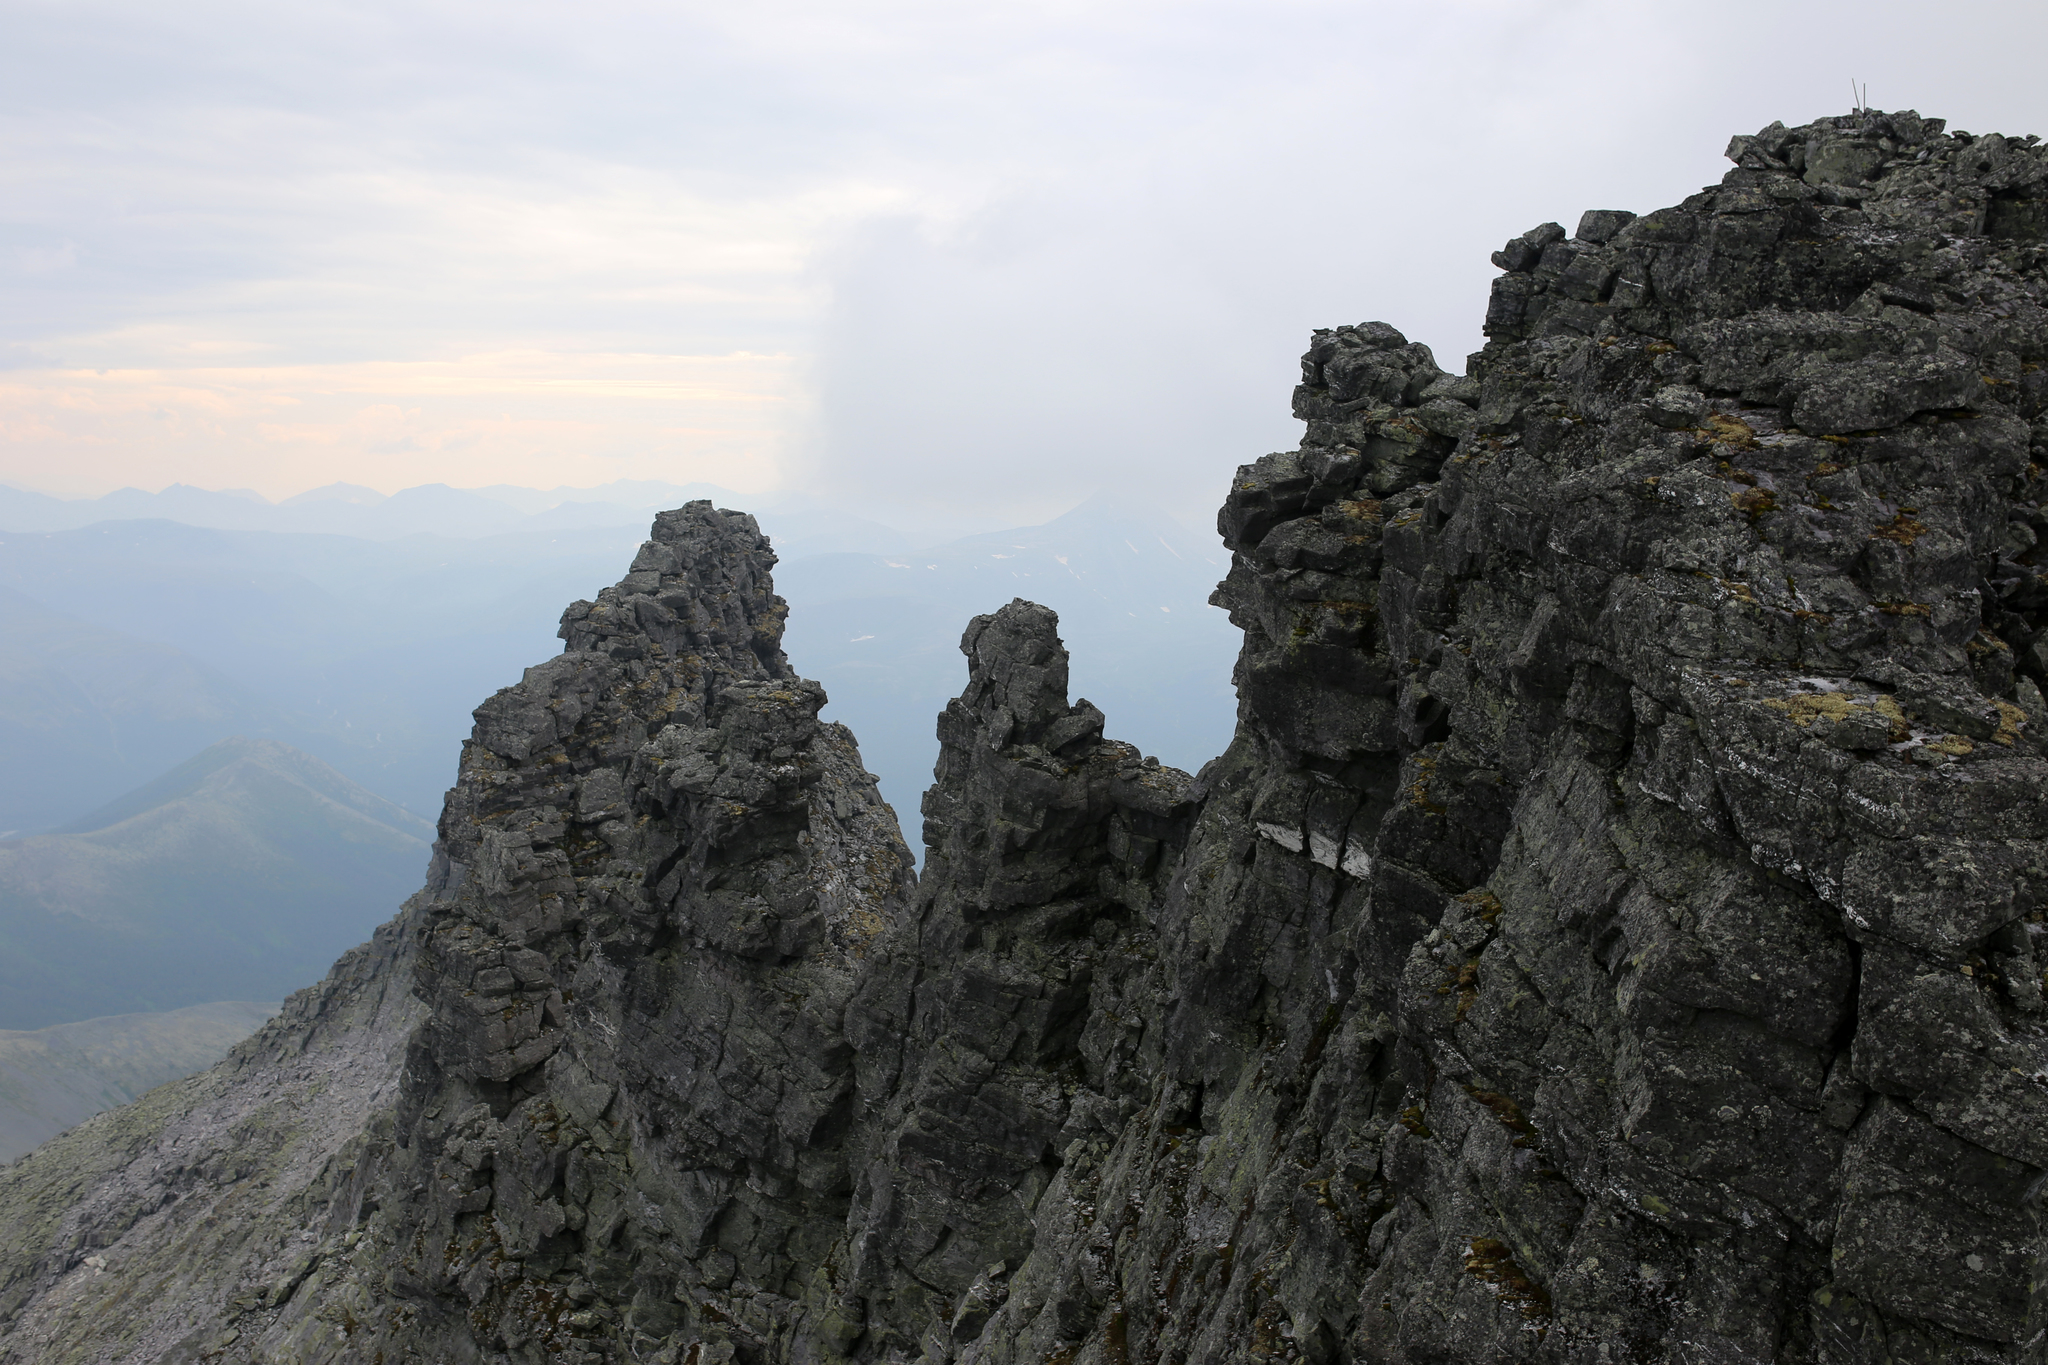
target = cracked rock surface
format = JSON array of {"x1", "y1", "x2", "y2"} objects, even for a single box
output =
[{"x1": 7, "y1": 107, "x2": 2048, "y2": 1363}]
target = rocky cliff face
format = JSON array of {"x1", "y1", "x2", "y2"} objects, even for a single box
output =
[{"x1": 6, "y1": 107, "x2": 2048, "y2": 1364}]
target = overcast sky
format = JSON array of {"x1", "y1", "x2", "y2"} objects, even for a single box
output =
[{"x1": 2, "y1": 0, "x2": 2044, "y2": 524}]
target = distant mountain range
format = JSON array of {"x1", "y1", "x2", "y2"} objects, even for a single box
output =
[
  {"x1": 0, "y1": 478, "x2": 976, "y2": 553},
  {"x1": 0, "y1": 517, "x2": 664, "y2": 827},
  {"x1": 0, "y1": 1000, "x2": 278, "y2": 1164},
  {"x1": 0, "y1": 737, "x2": 430, "y2": 1030},
  {"x1": 0, "y1": 586, "x2": 286, "y2": 837},
  {"x1": 779, "y1": 496, "x2": 1239, "y2": 831},
  {"x1": 0, "y1": 479, "x2": 1241, "y2": 857}
]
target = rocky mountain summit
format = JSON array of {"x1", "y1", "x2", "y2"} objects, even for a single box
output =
[{"x1": 5, "y1": 106, "x2": 2048, "y2": 1363}]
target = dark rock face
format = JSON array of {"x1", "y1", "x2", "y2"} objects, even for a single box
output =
[
  {"x1": 1171, "y1": 107, "x2": 2048, "y2": 1363},
  {"x1": 371, "y1": 503, "x2": 918, "y2": 1361},
  {"x1": 8, "y1": 108, "x2": 2048, "y2": 1364}
]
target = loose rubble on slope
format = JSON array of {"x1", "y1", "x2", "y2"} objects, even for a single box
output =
[{"x1": 4, "y1": 107, "x2": 2048, "y2": 1364}]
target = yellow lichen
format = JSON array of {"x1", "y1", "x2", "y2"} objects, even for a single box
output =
[
  {"x1": 1763, "y1": 693, "x2": 1859, "y2": 726},
  {"x1": 1993, "y1": 700, "x2": 2028, "y2": 748},
  {"x1": 1731, "y1": 486, "x2": 1777, "y2": 517},
  {"x1": 1403, "y1": 753, "x2": 1447, "y2": 814},
  {"x1": 1704, "y1": 414, "x2": 1758, "y2": 449},
  {"x1": 1464, "y1": 1087, "x2": 1539, "y2": 1147},
  {"x1": 1762, "y1": 691, "x2": 1908, "y2": 742},
  {"x1": 1453, "y1": 960, "x2": 1482, "y2": 1022}
]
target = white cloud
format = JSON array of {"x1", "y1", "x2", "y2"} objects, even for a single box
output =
[
  {"x1": 0, "y1": 0, "x2": 2044, "y2": 509},
  {"x1": 0, "y1": 350, "x2": 799, "y2": 497}
]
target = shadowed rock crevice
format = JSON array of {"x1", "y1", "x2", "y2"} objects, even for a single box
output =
[{"x1": 7, "y1": 108, "x2": 2048, "y2": 1364}]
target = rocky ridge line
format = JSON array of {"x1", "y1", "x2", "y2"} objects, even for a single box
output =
[{"x1": 3, "y1": 106, "x2": 2048, "y2": 1364}]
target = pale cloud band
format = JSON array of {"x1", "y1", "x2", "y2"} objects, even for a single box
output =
[
  {"x1": 3, "y1": 0, "x2": 2043, "y2": 518},
  {"x1": 0, "y1": 351, "x2": 801, "y2": 498}
]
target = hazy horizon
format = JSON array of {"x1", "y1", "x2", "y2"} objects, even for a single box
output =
[
  {"x1": 6, "y1": 1, "x2": 2047, "y2": 530},
  {"x1": 0, "y1": 473, "x2": 763, "y2": 504}
]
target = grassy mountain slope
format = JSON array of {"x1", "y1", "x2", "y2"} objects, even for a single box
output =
[
  {"x1": 0, "y1": 1001, "x2": 278, "y2": 1165},
  {"x1": 0, "y1": 738, "x2": 430, "y2": 1029}
]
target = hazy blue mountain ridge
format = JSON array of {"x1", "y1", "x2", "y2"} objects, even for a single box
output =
[
  {"x1": 0, "y1": 738, "x2": 430, "y2": 1030},
  {"x1": 779, "y1": 495, "x2": 1239, "y2": 835},
  {"x1": 0, "y1": 485, "x2": 1240, "y2": 852},
  {"x1": 0, "y1": 520, "x2": 655, "y2": 823},
  {"x1": 0, "y1": 478, "x2": 965, "y2": 549},
  {"x1": 0, "y1": 586, "x2": 291, "y2": 837},
  {"x1": 55, "y1": 734, "x2": 430, "y2": 838}
]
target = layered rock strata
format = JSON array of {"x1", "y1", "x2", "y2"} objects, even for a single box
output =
[{"x1": 6, "y1": 107, "x2": 2048, "y2": 1364}]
